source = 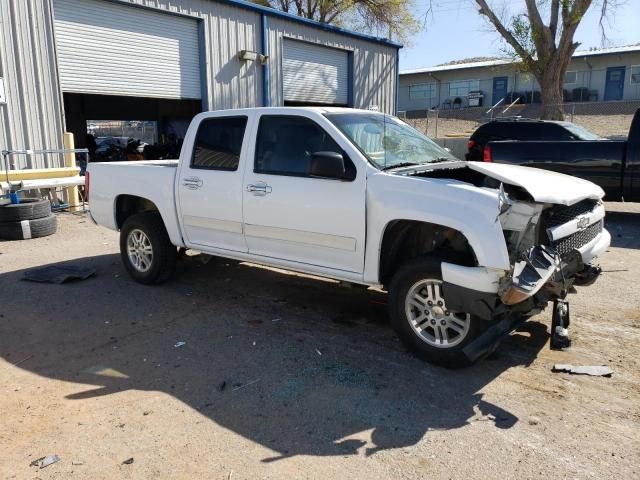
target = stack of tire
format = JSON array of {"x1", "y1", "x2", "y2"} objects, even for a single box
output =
[{"x1": 0, "y1": 198, "x2": 57, "y2": 240}]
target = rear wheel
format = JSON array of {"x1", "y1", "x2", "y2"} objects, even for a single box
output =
[
  {"x1": 120, "y1": 213, "x2": 176, "y2": 284},
  {"x1": 388, "y1": 257, "x2": 486, "y2": 368}
]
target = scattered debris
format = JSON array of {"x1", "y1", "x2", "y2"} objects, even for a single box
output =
[
  {"x1": 218, "y1": 381, "x2": 227, "y2": 392},
  {"x1": 30, "y1": 455, "x2": 60, "y2": 469},
  {"x1": 122, "y1": 457, "x2": 134, "y2": 465},
  {"x1": 71, "y1": 461, "x2": 84, "y2": 466},
  {"x1": 174, "y1": 341, "x2": 186, "y2": 348},
  {"x1": 315, "y1": 348, "x2": 323, "y2": 356},
  {"x1": 143, "y1": 410, "x2": 152, "y2": 416},
  {"x1": 552, "y1": 364, "x2": 613, "y2": 377},
  {"x1": 23, "y1": 265, "x2": 96, "y2": 284},
  {"x1": 271, "y1": 318, "x2": 282, "y2": 322},
  {"x1": 528, "y1": 416, "x2": 541, "y2": 426},
  {"x1": 232, "y1": 379, "x2": 259, "y2": 391},
  {"x1": 247, "y1": 320, "x2": 263, "y2": 326},
  {"x1": 252, "y1": 341, "x2": 256, "y2": 346}
]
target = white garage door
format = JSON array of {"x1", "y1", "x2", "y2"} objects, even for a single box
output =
[
  {"x1": 53, "y1": 0, "x2": 201, "y2": 99},
  {"x1": 283, "y1": 39, "x2": 349, "y2": 105}
]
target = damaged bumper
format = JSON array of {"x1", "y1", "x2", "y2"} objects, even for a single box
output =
[{"x1": 441, "y1": 228, "x2": 610, "y2": 320}]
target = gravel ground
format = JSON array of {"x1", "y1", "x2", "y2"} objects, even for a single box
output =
[{"x1": 1, "y1": 208, "x2": 639, "y2": 479}]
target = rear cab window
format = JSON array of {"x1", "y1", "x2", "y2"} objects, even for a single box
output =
[{"x1": 191, "y1": 116, "x2": 248, "y2": 171}]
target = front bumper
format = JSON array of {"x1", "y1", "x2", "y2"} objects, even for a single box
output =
[{"x1": 441, "y1": 228, "x2": 610, "y2": 320}]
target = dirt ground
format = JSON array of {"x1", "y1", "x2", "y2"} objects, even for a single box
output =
[{"x1": 1, "y1": 208, "x2": 639, "y2": 479}]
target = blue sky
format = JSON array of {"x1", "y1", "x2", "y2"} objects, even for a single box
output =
[{"x1": 399, "y1": 0, "x2": 640, "y2": 71}]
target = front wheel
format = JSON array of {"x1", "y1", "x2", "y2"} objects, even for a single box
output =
[
  {"x1": 388, "y1": 257, "x2": 487, "y2": 368},
  {"x1": 120, "y1": 213, "x2": 176, "y2": 284}
]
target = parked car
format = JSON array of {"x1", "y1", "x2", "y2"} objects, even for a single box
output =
[
  {"x1": 481, "y1": 108, "x2": 640, "y2": 201},
  {"x1": 87, "y1": 107, "x2": 610, "y2": 367},
  {"x1": 466, "y1": 117, "x2": 602, "y2": 162}
]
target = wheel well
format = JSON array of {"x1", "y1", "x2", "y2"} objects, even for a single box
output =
[
  {"x1": 379, "y1": 220, "x2": 477, "y2": 287},
  {"x1": 115, "y1": 195, "x2": 160, "y2": 229}
]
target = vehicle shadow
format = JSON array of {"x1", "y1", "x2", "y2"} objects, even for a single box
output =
[
  {"x1": 606, "y1": 212, "x2": 640, "y2": 249},
  {"x1": 0, "y1": 253, "x2": 549, "y2": 460}
]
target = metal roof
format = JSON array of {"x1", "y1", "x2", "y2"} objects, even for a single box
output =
[
  {"x1": 401, "y1": 44, "x2": 640, "y2": 75},
  {"x1": 217, "y1": 0, "x2": 403, "y2": 49}
]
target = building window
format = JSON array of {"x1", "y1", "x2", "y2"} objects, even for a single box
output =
[
  {"x1": 564, "y1": 71, "x2": 577, "y2": 84},
  {"x1": 449, "y1": 79, "x2": 480, "y2": 97},
  {"x1": 409, "y1": 83, "x2": 436, "y2": 99},
  {"x1": 631, "y1": 65, "x2": 640, "y2": 84}
]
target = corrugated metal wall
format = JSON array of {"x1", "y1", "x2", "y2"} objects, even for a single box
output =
[
  {"x1": 0, "y1": 0, "x2": 65, "y2": 169},
  {"x1": 267, "y1": 17, "x2": 397, "y2": 114},
  {"x1": 113, "y1": 1, "x2": 397, "y2": 112},
  {"x1": 0, "y1": 0, "x2": 397, "y2": 172}
]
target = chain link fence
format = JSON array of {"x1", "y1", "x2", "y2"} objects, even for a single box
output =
[{"x1": 400, "y1": 100, "x2": 640, "y2": 140}]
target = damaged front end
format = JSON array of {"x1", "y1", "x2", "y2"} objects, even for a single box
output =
[
  {"x1": 497, "y1": 193, "x2": 606, "y2": 308},
  {"x1": 456, "y1": 190, "x2": 609, "y2": 362}
]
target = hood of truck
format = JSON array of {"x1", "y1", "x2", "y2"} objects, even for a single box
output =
[{"x1": 466, "y1": 162, "x2": 604, "y2": 205}]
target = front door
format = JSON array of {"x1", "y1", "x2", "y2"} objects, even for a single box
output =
[
  {"x1": 604, "y1": 66, "x2": 625, "y2": 101},
  {"x1": 492, "y1": 76, "x2": 508, "y2": 105},
  {"x1": 242, "y1": 114, "x2": 366, "y2": 274},
  {"x1": 177, "y1": 114, "x2": 251, "y2": 252}
]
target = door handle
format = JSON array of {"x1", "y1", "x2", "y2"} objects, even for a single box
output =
[
  {"x1": 182, "y1": 177, "x2": 203, "y2": 190},
  {"x1": 246, "y1": 183, "x2": 272, "y2": 195}
]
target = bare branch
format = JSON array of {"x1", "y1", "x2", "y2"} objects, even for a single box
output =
[{"x1": 474, "y1": 0, "x2": 535, "y2": 68}]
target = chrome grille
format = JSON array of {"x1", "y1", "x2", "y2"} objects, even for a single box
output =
[
  {"x1": 546, "y1": 199, "x2": 600, "y2": 228},
  {"x1": 551, "y1": 220, "x2": 603, "y2": 256}
]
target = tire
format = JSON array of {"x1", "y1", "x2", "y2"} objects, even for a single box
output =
[
  {"x1": 120, "y1": 213, "x2": 176, "y2": 285},
  {"x1": 0, "y1": 214, "x2": 57, "y2": 240},
  {"x1": 388, "y1": 256, "x2": 487, "y2": 368},
  {"x1": 0, "y1": 198, "x2": 51, "y2": 222}
]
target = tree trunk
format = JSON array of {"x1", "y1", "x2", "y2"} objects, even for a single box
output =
[{"x1": 538, "y1": 72, "x2": 565, "y2": 120}]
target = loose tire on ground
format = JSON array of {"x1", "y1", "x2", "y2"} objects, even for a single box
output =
[
  {"x1": 0, "y1": 214, "x2": 57, "y2": 240},
  {"x1": 388, "y1": 256, "x2": 488, "y2": 368},
  {"x1": 0, "y1": 198, "x2": 51, "y2": 222},
  {"x1": 120, "y1": 213, "x2": 176, "y2": 285}
]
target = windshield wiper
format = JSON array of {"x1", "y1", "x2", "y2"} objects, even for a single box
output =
[{"x1": 381, "y1": 162, "x2": 420, "y2": 171}]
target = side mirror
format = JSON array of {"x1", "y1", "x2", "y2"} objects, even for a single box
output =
[{"x1": 310, "y1": 151, "x2": 346, "y2": 179}]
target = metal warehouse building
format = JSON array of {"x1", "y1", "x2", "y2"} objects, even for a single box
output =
[{"x1": 0, "y1": 0, "x2": 400, "y2": 169}]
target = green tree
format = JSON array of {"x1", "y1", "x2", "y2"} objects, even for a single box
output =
[
  {"x1": 252, "y1": 0, "x2": 420, "y2": 44},
  {"x1": 475, "y1": 0, "x2": 618, "y2": 119}
]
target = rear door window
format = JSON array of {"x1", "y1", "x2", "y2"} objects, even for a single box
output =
[{"x1": 191, "y1": 116, "x2": 248, "y2": 171}]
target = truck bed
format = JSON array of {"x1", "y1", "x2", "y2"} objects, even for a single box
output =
[{"x1": 88, "y1": 160, "x2": 182, "y2": 244}]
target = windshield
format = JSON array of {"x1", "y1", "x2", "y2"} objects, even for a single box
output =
[
  {"x1": 326, "y1": 112, "x2": 458, "y2": 170},
  {"x1": 558, "y1": 122, "x2": 602, "y2": 140}
]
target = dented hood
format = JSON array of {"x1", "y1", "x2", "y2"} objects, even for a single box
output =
[{"x1": 467, "y1": 162, "x2": 605, "y2": 205}]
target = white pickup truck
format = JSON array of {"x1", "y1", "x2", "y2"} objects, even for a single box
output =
[{"x1": 87, "y1": 107, "x2": 610, "y2": 367}]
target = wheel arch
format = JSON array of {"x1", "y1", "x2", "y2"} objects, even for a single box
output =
[{"x1": 378, "y1": 219, "x2": 478, "y2": 288}]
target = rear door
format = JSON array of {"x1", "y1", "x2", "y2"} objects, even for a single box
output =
[
  {"x1": 242, "y1": 113, "x2": 366, "y2": 274},
  {"x1": 176, "y1": 114, "x2": 252, "y2": 252}
]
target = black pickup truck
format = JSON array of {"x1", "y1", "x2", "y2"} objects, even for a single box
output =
[{"x1": 482, "y1": 109, "x2": 639, "y2": 201}]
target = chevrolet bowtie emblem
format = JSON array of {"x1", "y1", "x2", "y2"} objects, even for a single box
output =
[{"x1": 576, "y1": 216, "x2": 590, "y2": 230}]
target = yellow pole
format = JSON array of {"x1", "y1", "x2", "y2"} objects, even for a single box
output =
[{"x1": 63, "y1": 132, "x2": 81, "y2": 211}]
